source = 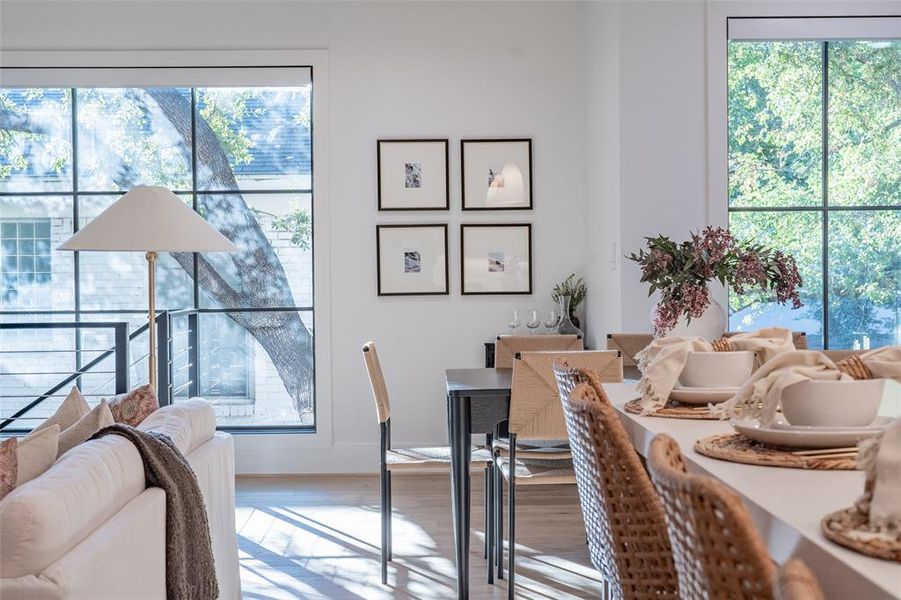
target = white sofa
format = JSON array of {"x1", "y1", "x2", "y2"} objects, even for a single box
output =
[{"x1": 0, "y1": 400, "x2": 241, "y2": 600}]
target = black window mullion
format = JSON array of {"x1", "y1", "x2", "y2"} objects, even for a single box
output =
[
  {"x1": 71, "y1": 87, "x2": 83, "y2": 387},
  {"x1": 821, "y1": 41, "x2": 830, "y2": 349}
]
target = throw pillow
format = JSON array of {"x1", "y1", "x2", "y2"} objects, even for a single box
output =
[
  {"x1": 106, "y1": 384, "x2": 159, "y2": 427},
  {"x1": 18, "y1": 424, "x2": 60, "y2": 485},
  {"x1": 58, "y1": 401, "x2": 114, "y2": 458},
  {"x1": 0, "y1": 438, "x2": 16, "y2": 500},
  {"x1": 33, "y1": 387, "x2": 90, "y2": 434}
]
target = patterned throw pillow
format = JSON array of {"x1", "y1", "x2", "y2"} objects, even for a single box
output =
[
  {"x1": 106, "y1": 384, "x2": 159, "y2": 427},
  {"x1": 0, "y1": 438, "x2": 17, "y2": 500}
]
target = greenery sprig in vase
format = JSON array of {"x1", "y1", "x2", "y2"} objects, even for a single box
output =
[
  {"x1": 628, "y1": 226, "x2": 803, "y2": 337},
  {"x1": 552, "y1": 273, "x2": 586, "y2": 329}
]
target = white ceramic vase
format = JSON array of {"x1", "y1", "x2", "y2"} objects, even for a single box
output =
[{"x1": 655, "y1": 297, "x2": 727, "y2": 340}]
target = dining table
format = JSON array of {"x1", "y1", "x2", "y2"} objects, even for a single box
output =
[{"x1": 444, "y1": 368, "x2": 900, "y2": 600}]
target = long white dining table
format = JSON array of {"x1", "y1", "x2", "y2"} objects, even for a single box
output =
[{"x1": 603, "y1": 382, "x2": 900, "y2": 600}]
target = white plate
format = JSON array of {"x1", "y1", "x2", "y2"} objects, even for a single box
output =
[
  {"x1": 732, "y1": 417, "x2": 889, "y2": 449},
  {"x1": 771, "y1": 416, "x2": 892, "y2": 433},
  {"x1": 670, "y1": 386, "x2": 738, "y2": 405}
]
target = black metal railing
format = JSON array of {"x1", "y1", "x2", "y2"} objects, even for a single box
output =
[
  {"x1": 0, "y1": 309, "x2": 200, "y2": 429},
  {"x1": 0, "y1": 321, "x2": 130, "y2": 431}
]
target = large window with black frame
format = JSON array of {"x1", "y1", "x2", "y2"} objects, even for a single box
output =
[
  {"x1": 0, "y1": 74, "x2": 315, "y2": 429},
  {"x1": 727, "y1": 33, "x2": 899, "y2": 350}
]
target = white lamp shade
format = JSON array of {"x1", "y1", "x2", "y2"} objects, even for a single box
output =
[{"x1": 59, "y1": 185, "x2": 238, "y2": 252}]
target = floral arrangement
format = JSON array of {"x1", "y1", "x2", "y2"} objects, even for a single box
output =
[{"x1": 628, "y1": 226, "x2": 803, "y2": 337}]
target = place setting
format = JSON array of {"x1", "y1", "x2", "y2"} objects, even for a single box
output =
[
  {"x1": 626, "y1": 327, "x2": 795, "y2": 420},
  {"x1": 694, "y1": 346, "x2": 901, "y2": 471}
]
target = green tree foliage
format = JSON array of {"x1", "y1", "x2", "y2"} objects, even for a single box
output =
[{"x1": 728, "y1": 40, "x2": 900, "y2": 348}]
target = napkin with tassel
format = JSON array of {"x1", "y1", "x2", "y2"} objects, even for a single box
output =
[
  {"x1": 713, "y1": 346, "x2": 901, "y2": 425},
  {"x1": 635, "y1": 327, "x2": 795, "y2": 414},
  {"x1": 852, "y1": 418, "x2": 901, "y2": 541}
]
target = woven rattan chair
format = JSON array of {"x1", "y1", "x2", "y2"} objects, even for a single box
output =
[
  {"x1": 493, "y1": 334, "x2": 583, "y2": 368},
  {"x1": 362, "y1": 342, "x2": 491, "y2": 584},
  {"x1": 491, "y1": 351, "x2": 623, "y2": 596},
  {"x1": 607, "y1": 331, "x2": 809, "y2": 367},
  {"x1": 553, "y1": 365, "x2": 680, "y2": 599},
  {"x1": 648, "y1": 433, "x2": 776, "y2": 599},
  {"x1": 774, "y1": 559, "x2": 825, "y2": 600}
]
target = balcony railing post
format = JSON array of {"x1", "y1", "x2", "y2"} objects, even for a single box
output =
[
  {"x1": 188, "y1": 312, "x2": 199, "y2": 398},
  {"x1": 114, "y1": 322, "x2": 130, "y2": 395},
  {"x1": 156, "y1": 312, "x2": 171, "y2": 406}
]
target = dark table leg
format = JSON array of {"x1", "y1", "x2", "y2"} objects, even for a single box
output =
[{"x1": 448, "y1": 395, "x2": 472, "y2": 600}]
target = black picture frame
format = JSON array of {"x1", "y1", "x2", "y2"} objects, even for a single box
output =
[
  {"x1": 461, "y1": 138, "x2": 533, "y2": 211},
  {"x1": 460, "y1": 223, "x2": 532, "y2": 295},
  {"x1": 377, "y1": 139, "x2": 450, "y2": 211},
  {"x1": 376, "y1": 224, "x2": 450, "y2": 296}
]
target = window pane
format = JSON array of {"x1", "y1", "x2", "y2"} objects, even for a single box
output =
[
  {"x1": 0, "y1": 314, "x2": 79, "y2": 429},
  {"x1": 729, "y1": 211, "x2": 824, "y2": 348},
  {"x1": 0, "y1": 196, "x2": 74, "y2": 311},
  {"x1": 828, "y1": 210, "x2": 900, "y2": 349},
  {"x1": 78, "y1": 195, "x2": 193, "y2": 310},
  {"x1": 728, "y1": 42, "x2": 822, "y2": 207},
  {"x1": 0, "y1": 89, "x2": 72, "y2": 192},
  {"x1": 198, "y1": 193, "x2": 311, "y2": 308},
  {"x1": 196, "y1": 87, "x2": 311, "y2": 191},
  {"x1": 828, "y1": 41, "x2": 901, "y2": 207},
  {"x1": 79, "y1": 312, "x2": 152, "y2": 389},
  {"x1": 75, "y1": 88, "x2": 192, "y2": 192},
  {"x1": 188, "y1": 310, "x2": 314, "y2": 427}
]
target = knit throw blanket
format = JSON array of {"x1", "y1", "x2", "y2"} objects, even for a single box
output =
[{"x1": 91, "y1": 424, "x2": 219, "y2": 600}]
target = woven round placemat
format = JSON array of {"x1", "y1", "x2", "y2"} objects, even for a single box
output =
[
  {"x1": 624, "y1": 397, "x2": 721, "y2": 420},
  {"x1": 694, "y1": 433, "x2": 857, "y2": 470},
  {"x1": 822, "y1": 506, "x2": 901, "y2": 562}
]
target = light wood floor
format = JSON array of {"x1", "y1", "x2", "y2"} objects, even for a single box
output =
[{"x1": 236, "y1": 474, "x2": 603, "y2": 599}]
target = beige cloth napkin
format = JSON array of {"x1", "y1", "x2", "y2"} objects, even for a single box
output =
[
  {"x1": 713, "y1": 346, "x2": 901, "y2": 425},
  {"x1": 636, "y1": 327, "x2": 795, "y2": 414},
  {"x1": 853, "y1": 418, "x2": 901, "y2": 541}
]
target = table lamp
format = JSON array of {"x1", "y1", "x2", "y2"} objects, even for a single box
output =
[{"x1": 59, "y1": 185, "x2": 238, "y2": 391}]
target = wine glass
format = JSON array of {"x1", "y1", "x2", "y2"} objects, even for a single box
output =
[
  {"x1": 544, "y1": 309, "x2": 560, "y2": 333},
  {"x1": 508, "y1": 310, "x2": 521, "y2": 332},
  {"x1": 525, "y1": 309, "x2": 541, "y2": 335}
]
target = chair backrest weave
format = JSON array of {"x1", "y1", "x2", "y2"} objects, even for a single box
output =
[
  {"x1": 494, "y1": 334, "x2": 582, "y2": 368},
  {"x1": 554, "y1": 378, "x2": 680, "y2": 599},
  {"x1": 648, "y1": 433, "x2": 775, "y2": 600},
  {"x1": 822, "y1": 349, "x2": 865, "y2": 362},
  {"x1": 362, "y1": 342, "x2": 390, "y2": 424},
  {"x1": 774, "y1": 559, "x2": 825, "y2": 600},
  {"x1": 509, "y1": 351, "x2": 621, "y2": 439},
  {"x1": 607, "y1": 331, "x2": 808, "y2": 366}
]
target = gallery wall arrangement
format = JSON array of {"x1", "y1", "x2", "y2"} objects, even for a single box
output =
[{"x1": 375, "y1": 137, "x2": 533, "y2": 297}]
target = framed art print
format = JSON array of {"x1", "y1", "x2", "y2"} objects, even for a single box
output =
[
  {"x1": 461, "y1": 139, "x2": 532, "y2": 210},
  {"x1": 460, "y1": 224, "x2": 532, "y2": 295},
  {"x1": 377, "y1": 139, "x2": 449, "y2": 210},
  {"x1": 377, "y1": 224, "x2": 449, "y2": 296}
]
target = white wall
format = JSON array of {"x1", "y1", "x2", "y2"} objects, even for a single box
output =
[
  {"x1": 581, "y1": 1, "x2": 623, "y2": 347},
  {"x1": 0, "y1": 1, "x2": 594, "y2": 472},
  {"x1": 618, "y1": 0, "x2": 709, "y2": 332}
]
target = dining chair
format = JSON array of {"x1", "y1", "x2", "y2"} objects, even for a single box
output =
[
  {"x1": 648, "y1": 433, "x2": 822, "y2": 600},
  {"x1": 607, "y1": 331, "x2": 809, "y2": 367},
  {"x1": 362, "y1": 342, "x2": 492, "y2": 585},
  {"x1": 774, "y1": 559, "x2": 826, "y2": 600},
  {"x1": 553, "y1": 365, "x2": 680, "y2": 599},
  {"x1": 491, "y1": 351, "x2": 623, "y2": 597},
  {"x1": 493, "y1": 334, "x2": 583, "y2": 368}
]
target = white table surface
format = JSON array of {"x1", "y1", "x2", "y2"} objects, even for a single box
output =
[{"x1": 605, "y1": 383, "x2": 901, "y2": 600}]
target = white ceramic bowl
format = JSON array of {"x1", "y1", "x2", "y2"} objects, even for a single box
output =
[
  {"x1": 781, "y1": 379, "x2": 887, "y2": 427},
  {"x1": 678, "y1": 351, "x2": 756, "y2": 389}
]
